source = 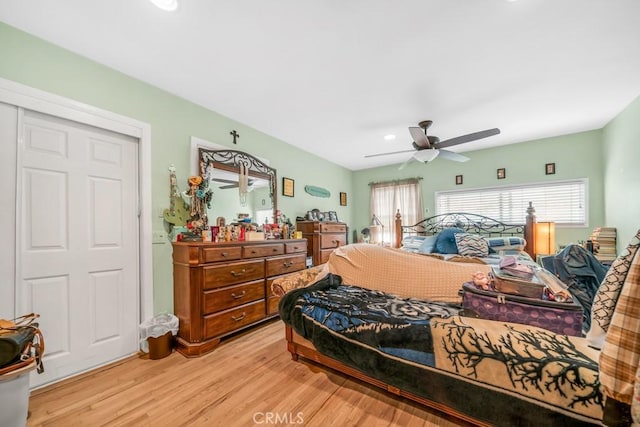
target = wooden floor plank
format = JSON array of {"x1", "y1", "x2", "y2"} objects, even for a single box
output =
[{"x1": 26, "y1": 320, "x2": 470, "y2": 427}]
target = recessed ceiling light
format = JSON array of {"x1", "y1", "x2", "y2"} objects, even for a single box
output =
[
  {"x1": 384, "y1": 134, "x2": 396, "y2": 141},
  {"x1": 149, "y1": 0, "x2": 179, "y2": 11}
]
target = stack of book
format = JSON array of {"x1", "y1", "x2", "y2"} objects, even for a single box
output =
[{"x1": 589, "y1": 227, "x2": 617, "y2": 263}]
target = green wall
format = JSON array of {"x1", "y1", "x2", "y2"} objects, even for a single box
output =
[
  {"x1": 353, "y1": 130, "x2": 606, "y2": 250},
  {"x1": 0, "y1": 22, "x2": 353, "y2": 314},
  {"x1": 602, "y1": 95, "x2": 640, "y2": 251}
]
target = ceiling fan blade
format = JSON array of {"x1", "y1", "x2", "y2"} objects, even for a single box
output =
[
  {"x1": 219, "y1": 184, "x2": 238, "y2": 189},
  {"x1": 211, "y1": 178, "x2": 238, "y2": 184},
  {"x1": 437, "y1": 149, "x2": 470, "y2": 162},
  {"x1": 365, "y1": 149, "x2": 415, "y2": 158},
  {"x1": 437, "y1": 128, "x2": 500, "y2": 149},
  {"x1": 409, "y1": 127, "x2": 430, "y2": 149},
  {"x1": 397, "y1": 156, "x2": 416, "y2": 170}
]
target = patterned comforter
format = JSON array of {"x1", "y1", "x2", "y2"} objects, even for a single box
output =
[{"x1": 279, "y1": 273, "x2": 604, "y2": 427}]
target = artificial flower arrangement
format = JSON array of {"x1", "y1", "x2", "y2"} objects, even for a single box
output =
[{"x1": 185, "y1": 174, "x2": 213, "y2": 234}]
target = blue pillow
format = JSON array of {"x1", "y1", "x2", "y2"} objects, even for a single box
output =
[
  {"x1": 418, "y1": 235, "x2": 438, "y2": 254},
  {"x1": 418, "y1": 236, "x2": 438, "y2": 254},
  {"x1": 434, "y1": 227, "x2": 464, "y2": 254},
  {"x1": 485, "y1": 236, "x2": 527, "y2": 253}
]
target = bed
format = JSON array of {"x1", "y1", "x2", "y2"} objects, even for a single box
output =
[
  {"x1": 392, "y1": 201, "x2": 537, "y2": 260},
  {"x1": 273, "y1": 209, "x2": 639, "y2": 426}
]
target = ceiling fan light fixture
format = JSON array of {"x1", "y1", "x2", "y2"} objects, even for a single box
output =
[
  {"x1": 413, "y1": 150, "x2": 439, "y2": 163},
  {"x1": 149, "y1": 0, "x2": 179, "y2": 11}
]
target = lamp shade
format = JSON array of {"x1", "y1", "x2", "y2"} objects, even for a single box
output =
[{"x1": 535, "y1": 222, "x2": 556, "y2": 255}]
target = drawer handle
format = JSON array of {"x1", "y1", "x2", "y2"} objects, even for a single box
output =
[
  {"x1": 230, "y1": 269, "x2": 247, "y2": 277},
  {"x1": 232, "y1": 312, "x2": 247, "y2": 321},
  {"x1": 231, "y1": 291, "x2": 246, "y2": 299},
  {"x1": 273, "y1": 248, "x2": 278, "y2": 252},
  {"x1": 221, "y1": 252, "x2": 228, "y2": 257},
  {"x1": 251, "y1": 250, "x2": 256, "y2": 254},
  {"x1": 283, "y1": 261, "x2": 293, "y2": 268}
]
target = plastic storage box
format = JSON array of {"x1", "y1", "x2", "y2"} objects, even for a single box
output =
[{"x1": 0, "y1": 361, "x2": 35, "y2": 427}]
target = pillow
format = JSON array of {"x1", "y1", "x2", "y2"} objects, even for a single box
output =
[
  {"x1": 418, "y1": 235, "x2": 438, "y2": 254},
  {"x1": 455, "y1": 233, "x2": 489, "y2": 258},
  {"x1": 599, "y1": 241, "x2": 640, "y2": 405},
  {"x1": 270, "y1": 264, "x2": 328, "y2": 296},
  {"x1": 434, "y1": 227, "x2": 464, "y2": 254},
  {"x1": 484, "y1": 236, "x2": 527, "y2": 253},
  {"x1": 586, "y1": 229, "x2": 640, "y2": 349},
  {"x1": 400, "y1": 235, "x2": 429, "y2": 252}
]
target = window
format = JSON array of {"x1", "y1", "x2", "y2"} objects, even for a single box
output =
[
  {"x1": 370, "y1": 179, "x2": 423, "y2": 244},
  {"x1": 435, "y1": 179, "x2": 587, "y2": 227}
]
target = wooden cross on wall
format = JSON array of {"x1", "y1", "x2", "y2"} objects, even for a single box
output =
[{"x1": 230, "y1": 130, "x2": 240, "y2": 144}]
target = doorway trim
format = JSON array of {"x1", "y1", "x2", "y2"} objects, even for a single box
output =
[{"x1": 0, "y1": 76, "x2": 153, "y2": 324}]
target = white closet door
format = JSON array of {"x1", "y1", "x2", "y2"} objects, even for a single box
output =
[{"x1": 18, "y1": 110, "x2": 139, "y2": 387}]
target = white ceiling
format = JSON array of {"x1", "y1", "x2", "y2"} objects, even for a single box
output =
[{"x1": 1, "y1": 0, "x2": 639, "y2": 170}]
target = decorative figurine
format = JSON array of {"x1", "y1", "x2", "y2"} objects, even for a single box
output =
[{"x1": 472, "y1": 271, "x2": 491, "y2": 290}]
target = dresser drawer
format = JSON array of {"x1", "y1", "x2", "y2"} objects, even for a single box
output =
[
  {"x1": 285, "y1": 240, "x2": 307, "y2": 254},
  {"x1": 203, "y1": 259, "x2": 265, "y2": 289},
  {"x1": 320, "y1": 223, "x2": 347, "y2": 233},
  {"x1": 320, "y1": 233, "x2": 346, "y2": 249},
  {"x1": 243, "y1": 244, "x2": 285, "y2": 258},
  {"x1": 203, "y1": 300, "x2": 265, "y2": 338},
  {"x1": 266, "y1": 295, "x2": 280, "y2": 316},
  {"x1": 202, "y1": 280, "x2": 265, "y2": 314},
  {"x1": 266, "y1": 254, "x2": 307, "y2": 277},
  {"x1": 319, "y1": 249, "x2": 335, "y2": 265},
  {"x1": 201, "y1": 246, "x2": 242, "y2": 263}
]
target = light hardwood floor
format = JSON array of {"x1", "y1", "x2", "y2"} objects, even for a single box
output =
[{"x1": 27, "y1": 320, "x2": 471, "y2": 427}]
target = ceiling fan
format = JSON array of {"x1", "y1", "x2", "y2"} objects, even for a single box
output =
[
  {"x1": 211, "y1": 177, "x2": 255, "y2": 190},
  {"x1": 366, "y1": 120, "x2": 500, "y2": 170}
]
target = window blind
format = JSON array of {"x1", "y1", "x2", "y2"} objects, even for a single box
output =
[{"x1": 435, "y1": 179, "x2": 587, "y2": 226}]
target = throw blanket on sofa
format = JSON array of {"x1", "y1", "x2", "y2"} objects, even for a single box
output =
[
  {"x1": 279, "y1": 273, "x2": 459, "y2": 366},
  {"x1": 280, "y1": 273, "x2": 603, "y2": 426}
]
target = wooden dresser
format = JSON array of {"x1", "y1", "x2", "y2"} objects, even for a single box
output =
[
  {"x1": 296, "y1": 221, "x2": 347, "y2": 266},
  {"x1": 172, "y1": 239, "x2": 307, "y2": 357}
]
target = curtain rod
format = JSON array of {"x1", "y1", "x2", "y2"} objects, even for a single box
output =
[{"x1": 368, "y1": 177, "x2": 423, "y2": 186}]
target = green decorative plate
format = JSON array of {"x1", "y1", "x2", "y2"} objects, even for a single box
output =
[{"x1": 304, "y1": 185, "x2": 331, "y2": 198}]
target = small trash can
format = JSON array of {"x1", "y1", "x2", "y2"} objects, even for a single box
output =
[
  {"x1": 139, "y1": 313, "x2": 179, "y2": 360},
  {"x1": 0, "y1": 361, "x2": 36, "y2": 427}
]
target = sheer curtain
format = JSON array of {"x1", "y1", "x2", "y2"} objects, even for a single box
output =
[{"x1": 370, "y1": 178, "x2": 423, "y2": 245}]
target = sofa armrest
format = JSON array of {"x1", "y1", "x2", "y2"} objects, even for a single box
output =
[{"x1": 271, "y1": 264, "x2": 328, "y2": 297}]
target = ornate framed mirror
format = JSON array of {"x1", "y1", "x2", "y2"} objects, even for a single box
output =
[{"x1": 199, "y1": 149, "x2": 277, "y2": 226}]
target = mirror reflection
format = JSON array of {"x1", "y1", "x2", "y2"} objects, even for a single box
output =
[{"x1": 199, "y1": 149, "x2": 277, "y2": 228}]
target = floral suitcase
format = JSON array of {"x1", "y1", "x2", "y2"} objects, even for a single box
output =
[{"x1": 460, "y1": 282, "x2": 584, "y2": 336}]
